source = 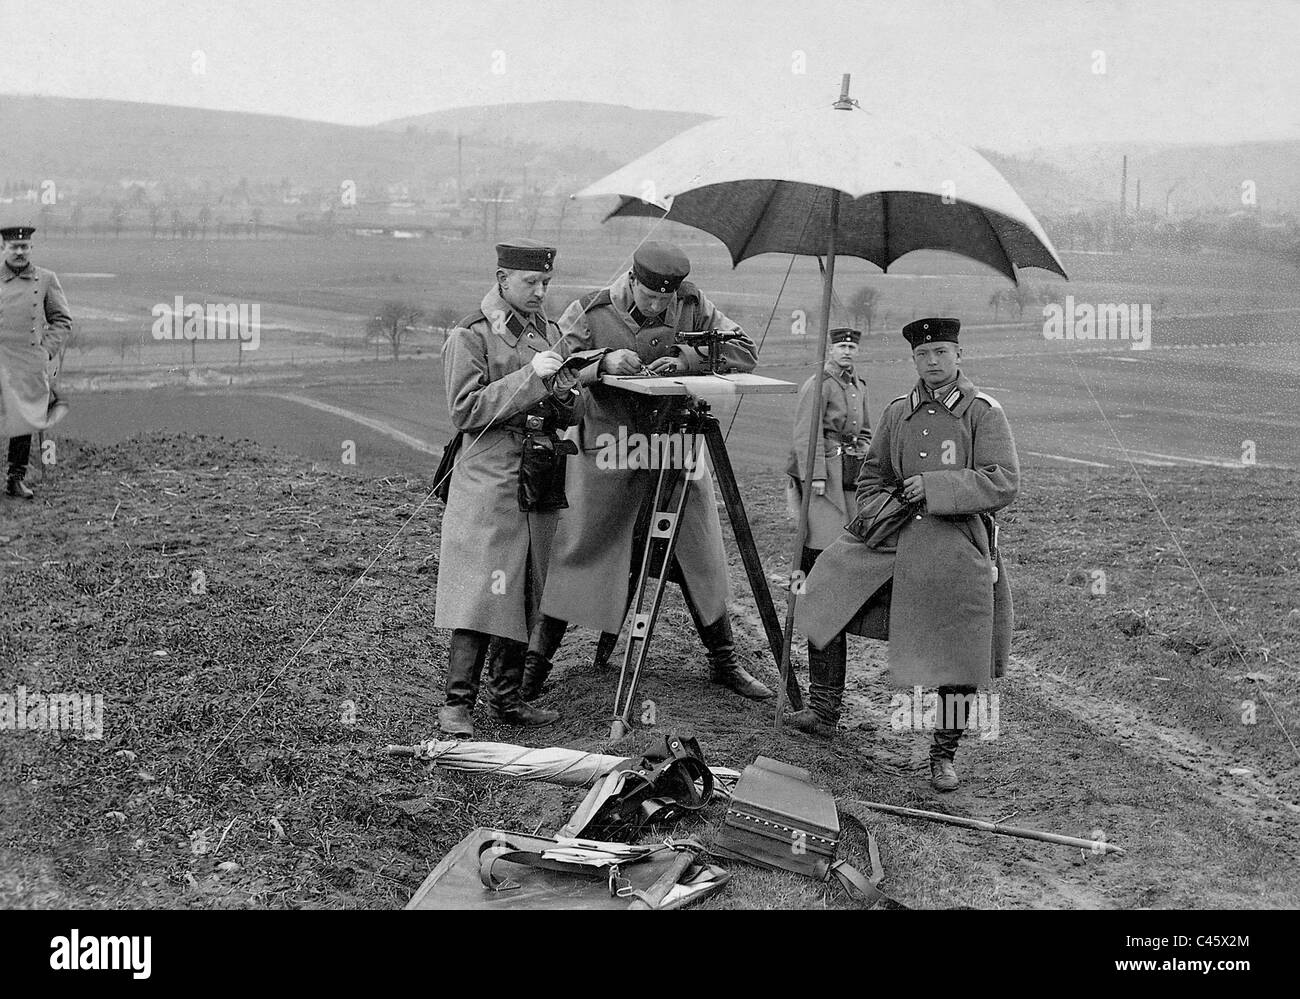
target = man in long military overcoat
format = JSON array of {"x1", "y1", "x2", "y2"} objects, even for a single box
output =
[
  {"x1": 433, "y1": 239, "x2": 585, "y2": 738},
  {"x1": 1, "y1": 226, "x2": 71, "y2": 499},
  {"x1": 521, "y1": 241, "x2": 773, "y2": 703},
  {"x1": 783, "y1": 325, "x2": 871, "y2": 735},
  {"x1": 794, "y1": 318, "x2": 1019, "y2": 791},
  {"x1": 785, "y1": 326, "x2": 872, "y2": 561}
]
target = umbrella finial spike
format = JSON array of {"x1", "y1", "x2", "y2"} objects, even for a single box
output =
[{"x1": 834, "y1": 74, "x2": 854, "y2": 110}]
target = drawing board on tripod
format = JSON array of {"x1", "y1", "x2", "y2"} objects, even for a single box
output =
[
  {"x1": 601, "y1": 373, "x2": 797, "y2": 397},
  {"x1": 602, "y1": 373, "x2": 801, "y2": 740}
]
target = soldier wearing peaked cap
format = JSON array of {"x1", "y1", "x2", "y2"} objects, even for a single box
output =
[
  {"x1": 783, "y1": 326, "x2": 871, "y2": 735},
  {"x1": 433, "y1": 239, "x2": 591, "y2": 739},
  {"x1": 786, "y1": 326, "x2": 872, "y2": 555},
  {"x1": 521, "y1": 240, "x2": 775, "y2": 703},
  {"x1": 793, "y1": 318, "x2": 1019, "y2": 791},
  {"x1": 1, "y1": 225, "x2": 72, "y2": 499}
]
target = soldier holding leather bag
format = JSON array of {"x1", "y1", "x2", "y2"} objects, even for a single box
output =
[
  {"x1": 794, "y1": 318, "x2": 1020, "y2": 795},
  {"x1": 433, "y1": 239, "x2": 596, "y2": 739}
]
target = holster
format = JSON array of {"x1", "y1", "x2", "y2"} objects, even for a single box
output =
[
  {"x1": 840, "y1": 451, "x2": 865, "y2": 490},
  {"x1": 433, "y1": 432, "x2": 464, "y2": 504},
  {"x1": 836, "y1": 433, "x2": 869, "y2": 490}
]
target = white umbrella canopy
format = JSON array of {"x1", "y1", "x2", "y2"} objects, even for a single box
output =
[{"x1": 577, "y1": 98, "x2": 1066, "y2": 282}]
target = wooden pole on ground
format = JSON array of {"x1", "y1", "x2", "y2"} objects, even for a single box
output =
[{"x1": 851, "y1": 800, "x2": 1126, "y2": 855}]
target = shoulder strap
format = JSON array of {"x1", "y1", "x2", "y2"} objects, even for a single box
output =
[
  {"x1": 831, "y1": 812, "x2": 908, "y2": 909},
  {"x1": 454, "y1": 309, "x2": 486, "y2": 330},
  {"x1": 476, "y1": 837, "x2": 667, "y2": 893},
  {"x1": 581, "y1": 289, "x2": 613, "y2": 313}
]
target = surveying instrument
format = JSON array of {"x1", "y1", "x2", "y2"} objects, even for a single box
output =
[{"x1": 604, "y1": 331, "x2": 798, "y2": 739}]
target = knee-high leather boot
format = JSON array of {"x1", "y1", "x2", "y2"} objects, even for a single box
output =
[
  {"x1": 488, "y1": 638, "x2": 559, "y2": 726},
  {"x1": 6, "y1": 435, "x2": 33, "y2": 499},
  {"x1": 522, "y1": 614, "x2": 567, "y2": 702},
  {"x1": 784, "y1": 628, "x2": 846, "y2": 736},
  {"x1": 696, "y1": 614, "x2": 774, "y2": 700},
  {"x1": 438, "y1": 629, "x2": 490, "y2": 738},
  {"x1": 929, "y1": 685, "x2": 976, "y2": 791}
]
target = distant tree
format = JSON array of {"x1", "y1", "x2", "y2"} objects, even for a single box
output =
[
  {"x1": 431, "y1": 305, "x2": 462, "y2": 340},
  {"x1": 847, "y1": 285, "x2": 881, "y2": 334},
  {"x1": 110, "y1": 202, "x2": 126, "y2": 238},
  {"x1": 1011, "y1": 283, "x2": 1036, "y2": 318},
  {"x1": 198, "y1": 206, "x2": 212, "y2": 239},
  {"x1": 170, "y1": 209, "x2": 183, "y2": 239},
  {"x1": 988, "y1": 288, "x2": 1028, "y2": 320},
  {"x1": 148, "y1": 204, "x2": 161, "y2": 239},
  {"x1": 366, "y1": 302, "x2": 426, "y2": 362},
  {"x1": 250, "y1": 208, "x2": 263, "y2": 239}
]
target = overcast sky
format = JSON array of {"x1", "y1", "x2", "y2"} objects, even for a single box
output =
[{"x1": 7, "y1": 0, "x2": 1298, "y2": 152}]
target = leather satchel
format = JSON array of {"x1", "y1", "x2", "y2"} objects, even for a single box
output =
[
  {"x1": 844, "y1": 487, "x2": 916, "y2": 548},
  {"x1": 517, "y1": 433, "x2": 578, "y2": 512},
  {"x1": 711, "y1": 757, "x2": 904, "y2": 909}
]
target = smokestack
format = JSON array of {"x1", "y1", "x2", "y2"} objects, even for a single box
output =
[
  {"x1": 1135, "y1": 178, "x2": 1141, "y2": 214},
  {"x1": 1120, "y1": 155, "x2": 1128, "y2": 216}
]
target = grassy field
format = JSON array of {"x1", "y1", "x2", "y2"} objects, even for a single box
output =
[
  {"x1": 40, "y1": 230, "x2": 1300, "y2": 373},
  {"x1": 1, "y1": 435, "x2": 1296, "y2": 909}
]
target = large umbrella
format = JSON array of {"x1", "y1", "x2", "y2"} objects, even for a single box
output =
[{"x1": 575, "y1": 76, "x2": 1067, "y2": 729}]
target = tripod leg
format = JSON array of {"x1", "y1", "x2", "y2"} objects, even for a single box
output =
[
  {"x1": 702, "y1": 418, "x2": 803, "y2": 711},
  {"x1": 611, "y1": 462, "x2": 690, "y2": 738}
]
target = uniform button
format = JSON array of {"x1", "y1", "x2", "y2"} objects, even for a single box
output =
[
  {"x1": 927, "y1": 408, "x2": 936, "y2": 414},
  {"x1": 651, "y1": 338, "x2": 659, "y2": 346},
  {"x1": 922, "y1": 429, "x2": 930, "y2": 436},
  {"x1": 919, "y1": 451, "x2": 928, "y2": 458},
  {"x1": 914, "y1": 514, "x2": 922, "y2": 520}
]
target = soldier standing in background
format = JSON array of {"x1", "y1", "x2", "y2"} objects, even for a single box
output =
[
  {"x1": 783, "y1": 325, "x2": 871, "y2": 736},
  {"x1": 1, "y1": 225, "x2": 71, "y2": 499}
]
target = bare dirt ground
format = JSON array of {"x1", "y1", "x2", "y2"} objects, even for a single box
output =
[{"x1": 2, "y1": 430, "x2": 1296, "y2": 909}]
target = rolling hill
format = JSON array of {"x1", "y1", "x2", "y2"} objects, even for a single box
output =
[{"x1": 2, "y1": 94, "x2": 1296, "y2": 217}]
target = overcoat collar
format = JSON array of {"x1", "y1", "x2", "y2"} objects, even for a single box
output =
[
  {"x1": 824, "y1": 360, "x2": 858, "y2": 383},
  {"x1": 608, "y1": 271, "x2": 683, "y2": 332},
  {"x1": 1, "y1": 262, "x2": 34, "y2": 282},
  {"x1": 480, "y1": 285, "x2": 548, "y2": 348},
  {"x1": 904, "y1": 371, "x2": 980, "y2": 419}
]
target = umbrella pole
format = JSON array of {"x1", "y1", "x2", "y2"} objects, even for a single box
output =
[{"x1": 776, "y1": 188, "x2": 840, "y2": 731}]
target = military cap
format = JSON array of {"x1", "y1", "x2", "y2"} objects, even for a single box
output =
[
  {"x1": 632, "y1": 241, "x2": 690, "y2": 293},
  {"x1": 496, "y1": 238, "x2": 556, "y2": 272},
  {"x1": 829, "y1": 327, "x2": 861, "y2": 344},
  {"x1": 903, "y1": 317, "x2": 960, "y2": 348},
  {"x1": 0, "y1": 225, "x2": 35, "y2": 241}
]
